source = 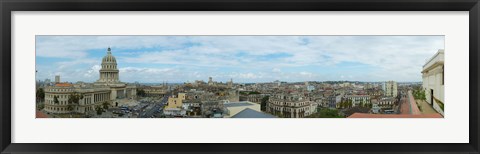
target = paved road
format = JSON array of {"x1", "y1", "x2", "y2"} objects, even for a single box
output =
[
  {"x1": 400, "y1": 90, "x2": 421, "y2": 115},
  {"x1": 140, "y1": 94, "x2": 170, "y2": 118},
  {"x1": 399, "y1": 93, "x2": 410, "y2": 114}
]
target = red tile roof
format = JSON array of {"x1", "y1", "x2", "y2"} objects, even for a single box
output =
[
  {"x1": 55, "y1": 83, "x2": 73, "y2": 87},
  {"x1": 347, "y1": 113, "x2": 443, "y2": 118}
]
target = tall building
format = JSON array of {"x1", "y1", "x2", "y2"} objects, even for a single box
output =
[
  {"x1": 208, "y1": 77, "x2": 213, "y2": 86},
  {"x1": 384, "y1": 81, "x2": 398, "y2": 97},
  {"x1": 227, "y1": 78, "x2": 233, "y2": 88},
  {"x1": 422, "y1": 49, "x2": 444, "y2": 115},
  {"x1": 55, "y1": 75, "x2": 60, "y2": 83},
  {"x1": 44, "y1": 48, "x2": 137, "y2": 115}
]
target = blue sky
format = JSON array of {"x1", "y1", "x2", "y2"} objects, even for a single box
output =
[{"x1": 35, "y1": 36, "x2": 444, "y2": 83}]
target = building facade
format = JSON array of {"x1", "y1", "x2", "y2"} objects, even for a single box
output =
[
  {"x1": 384, "y1": 81, "x2": 398, "y2": 98},
  {"x1": 44, "y1": 48, "x2": 137, "y2": 115},
  {"x1": 344, "y1": 95, "x2": 371, "y2": 107},
  {"x1": 422, "y1": 49, "x2": 444, "y2": 115},
  {"x1": 266, "y1": 93, "x2": 317, "y2": 118},
  {"x1": 166, "y1": 93, "x2": 186, "y2": 109}
]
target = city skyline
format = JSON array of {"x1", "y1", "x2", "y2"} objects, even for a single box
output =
[{"x1": 36, "y1": 36, "x2": 444, "y2": 83}]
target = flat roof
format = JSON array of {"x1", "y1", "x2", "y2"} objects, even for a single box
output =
[
  {"x1": 224, "y1": 102, "x2": 254, "y2": 108},
  {"x1": 231, "y1": 108, "x2": 277, "y2": 118}
]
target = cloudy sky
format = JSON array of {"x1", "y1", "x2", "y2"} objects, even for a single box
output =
[{"x1": 36, "y1": 36, "x2": 444, "y2": 83}]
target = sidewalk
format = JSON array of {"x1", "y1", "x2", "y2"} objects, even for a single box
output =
[{"x1": 416, "y1": 99, "x2": 438, "y2": 114}]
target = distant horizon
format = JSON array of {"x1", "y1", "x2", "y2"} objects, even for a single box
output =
[
  {"x1": 37, "y1": 79, "x2": 422, "y2": 84},
  {"x1": 36, "y1": 36, "x2": 444, "y2": 83}
]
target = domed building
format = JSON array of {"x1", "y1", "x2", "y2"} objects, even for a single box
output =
[
  {"x1": 98, "y1": 47, "x2": 119, "y2": 83},
  {"x1": 44, "y1": 47, "x2": 137, "y2": 115}
]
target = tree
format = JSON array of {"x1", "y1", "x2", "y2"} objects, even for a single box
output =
[
  {"x1": 343, "y1": 106, "x2": 370, "y2": 117},
  {"x1": 260, "y1": 96, "x2": 269, "y2": 111},
  {"x1": 95, "y1": 107, "x2": 103, "y2": 115},
  {"x1": 67, "y1": 92, "x2": 84, "y2": 113},
  {"x1": 307, "y1": 108, "x2": 343, "y2": 118},
  {"x1": 102, "y1": 102, "x2": 110, "y2": 110},
  {"x1": 53, "y1": 95, "x2": 59, "y2": 104},
  {"x1": 67, "y1": 104, "x2": 74, "y2": 113},
  {"x1": 348, "y1": 100, "x2": 353, "y2": 108},
  {"x1": 137, "y1": 89, "x2": 146, "y2": 97},
  {"x1": 37, "y1": 103, "x2": 45, "y2": 110},
  {"x1": 36, "y1": 88, "x2": 45, "y2": 102}
]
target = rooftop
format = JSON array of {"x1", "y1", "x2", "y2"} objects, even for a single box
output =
[
  {"x1": 54, "y1": 83, "x2": 73, "y2": 87},
  {"x1": 347, "y1": 113, "x2": 443, "y2": 118},
  {"x1": 224, "y1": 102, "x2": 254, "y2": 108},
  {"x1": 231, "y1": 108, "x2": 277, "y2": 118},
  {"x1": 422, "y1": 49, "x2": 445, "y2": 71}
]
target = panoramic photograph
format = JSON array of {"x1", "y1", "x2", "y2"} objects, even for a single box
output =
[{"x1": 35, "y1": 36, "x2": 444, "y2": 118}]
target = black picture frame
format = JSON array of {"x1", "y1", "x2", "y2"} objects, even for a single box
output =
[{"x1": 1, "y1": 0, "x2": 479, "y2": 154}]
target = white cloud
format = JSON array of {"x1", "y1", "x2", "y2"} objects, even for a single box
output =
[
  {"x1": 84, "y1": 65, "x2": 101, "y2": 78},
  {"x1": 272, "y1": 68, "x2": 281, "y2": 73},
  {"x1": 37, "y1": 36, "x2": 444, "y2": 82}
]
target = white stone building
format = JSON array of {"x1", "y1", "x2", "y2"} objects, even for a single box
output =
[
  {"x1": 384, "y1": 81, "x2": 398, "y2": 98},
  {"x1": 44, "y1": 48, "x2": 137, "y2": 115},
  {"x1": 266, "y1": 93, "x2": 317, "y2": 118},
  {"x1": 422, "y1": 49, "x2": 444, "y2": 115}
]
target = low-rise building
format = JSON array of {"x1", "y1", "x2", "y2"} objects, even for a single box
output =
[
  {"x1": 224, "y1": 101, "x2": 262, "y2": 118},
  {"x1": 166, "y1": 93, "x2": 186, "y2": 109},
  {"x1": 266, "y1": 93, "x2": 317, "y2": 118},
  {"x1": 141, "y1": 86, "x2": 168, "y2": 97},
  {"x1": 344, "y1": 95, "x2": 371, "y2": 107}
]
